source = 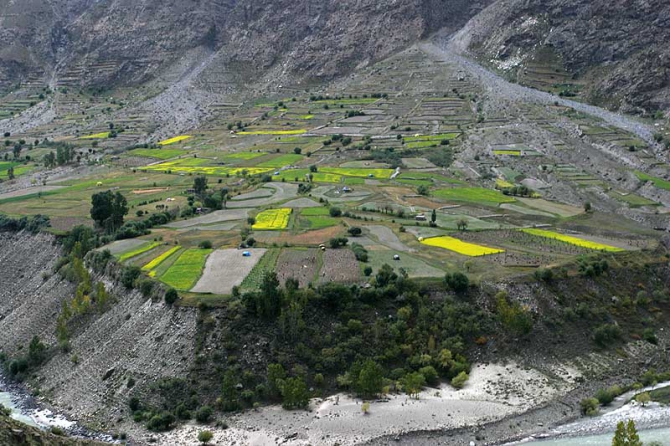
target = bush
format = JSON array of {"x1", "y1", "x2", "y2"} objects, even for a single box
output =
[
  {"x1": 139, "y1": 279, "x2": 154, "y2": 297},
  {"x1": 146, "y1": 412, "x2": 175, "y2": 431},
  {"x1": 445, "y1": 272, "x2": 469, "y2": 293},
  {"x1": 451, "y1": 371, "x2": 469, "y2": 389},
  {"x1": 593, "y1": 324, "x2": 622, "y2": 347},
  {"x1": 364, "y1": 266, "x2": 373, "y2": 277},
  {"x1": 198, "y1": 430, "x2": 214, "y2": 444},
  {"x1": 121, "y1": 266, "x2": 141, "y2": 289},
  {"x1": 596, "y1": 388, "x2": 615, "y2": 406},
  {"x1": 419, "y1": 366, "x2": 439, "y2": 386},
  {"x1": 165, "y1": 288, "x2": 179, "y2": 305},
  {"x1": 329, "y1": 207, "x2": 342, "y2": 217},
  {"x1": 195, "y1": 405, "x2": 213, "y2": 423},
  {"x1": 580, "y1": 397, "x2": 599, "y2": 416},
  {"x1": 199, "y1": 240, "x2": 213, "y2": 249}
]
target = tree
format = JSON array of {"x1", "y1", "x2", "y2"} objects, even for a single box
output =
[
  {"x1": 198, "y1": 431, "x2": 214, "y2": 444},
  {"x1": 309, "y1": 165, "x2": 318, "y2": 173},
  {"x1": 445, "y1": 272, "x2": 469, "y2": 293},
  {"x1": 456, "y1": 218, "x2": 468, "y2": 231},
  {"x1": 165, "y1": 288, "x2": 179, "y2": 305},
  {"x1": 194, "y1": 176, "x2": 208, "y2": 197},
  {"x1": 293, "y1": 147, "x2": 302, "y2": 154},
  {"x1": 329, "y1": 207, "x2": 342, "y2": 217},
  {"x1": 401, "y1": 372, "x2": 425, "y2": 399},
  {"x1": 635, "y1": 392, "x2": 651, "y2": 407},
  {"x1": 584, "y1": 202, "x2": 592, "y2": 212},
  {"x1": 417, "y1": 185, "x2": 429, "y2": 196},
  {"x1": 90, "y1": 190, "x2": 128, "y2": 232},
  {"x1": 355, "y1": 360, "x2": 384, "y2": 398},
  {"x1": 431, "y1": 209, "x2": 437, "y2": 225},
  {"x1": 221, "y1": 370, "x2": 240, "y2": 411},
  {"x1": 7, "y1": 166, "x2": 14, "y2": 180},
  {"x1": 267, "y1": 363, "x2": 287, "y2": 399},
  {"x1": 280, "y1": 377, "x2": 310, "y2": 410},
  {"x1": 612, "y1": 420, "x2": 642, "y2": 446},
  {"x1": 28, "y1": 336, "x2": 46, "y2": 365},
  {"x1": 347, "y1": 227, "x2": 362, "y2": 237}
]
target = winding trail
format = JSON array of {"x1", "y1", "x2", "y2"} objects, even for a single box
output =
[{"x1": 419, "y1": 35, "x2": 656, "y2": 145}]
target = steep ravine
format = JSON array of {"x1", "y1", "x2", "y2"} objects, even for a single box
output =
[{"x1": 0, "y1": 232, "x2": 198, "y2": 434}]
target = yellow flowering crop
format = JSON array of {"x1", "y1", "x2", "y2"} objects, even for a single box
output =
[
  {"x1": 521, "y1": 228, "x2": 624, "y2": 252},
  {"x1": 142, "y1": 246, "x2": 181, "y2": 271},
  {"x1": 79, "y1": 132, "x2": 110, "y2": 139},
  {"x1": 158, "y1": 135, "x2": 192, "y2": 145},
  {"x1": 420, "y1": 236, "x2": 504, "y2": 256},
  {"x1": 252, "y1": 208, "x2": 292, "y2": 230}
]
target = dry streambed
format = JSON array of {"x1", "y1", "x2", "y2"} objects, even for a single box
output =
[{"x1": 153, "y1": 362, "x2": 576, "y2": 446}]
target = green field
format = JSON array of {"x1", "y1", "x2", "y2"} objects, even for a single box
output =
[
  {"x1": 433, "y1": 187, "x2": 516, "y2": 204},
  {"x1": 129, "y1": 148, "x2": 188, "y2": 160},
  {"x1": 300, "y1": 209, "x2": 339, "y2": 229},
  {"x1": 257, "y1": 154, "x2": 304, "y2": 168},
  {"x1": 635, "y1": 171, "x2": 670, "y2": 190},
  {"x1": 159, "y1": 248, "x2": 212, "y2": 290},
  {"x1": 240, "y1": 249, "x2": 281, "y2": 291}
]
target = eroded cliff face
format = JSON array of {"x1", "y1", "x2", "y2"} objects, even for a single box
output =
[
  {"x1": 455, "y1": 0, "x2": 670, "y2": 113},
  {"x1": 0, "y1": 0, "x2": 491, "y2": 92},
  {"x1": 0, "y1": 232, "x2": 197, "y2": 431}
]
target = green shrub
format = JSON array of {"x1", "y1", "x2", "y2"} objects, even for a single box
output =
[
  {"x1": 593, "y1": 324, "x2": 622, "y2": 347},
  {"x1": 451, "y1": 371, "x2": 469, "y2": 389},
  {"x1": 121, "y1": 266, "x2": 141, "y2": 289},
  {"x1": 165, "y1": 288, "x2": 179, "y2": 305},
  {"x1": 195, "y1": 405, "x2": 213, "y2": 423},
  {"x1": 580, "y1": 397, "x2": 599, "y2": 416}
]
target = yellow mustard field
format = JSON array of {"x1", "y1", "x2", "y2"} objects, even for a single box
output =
[
  {"x1": 79, "y1": 132, "x2": 110, "y2": 139},
  {"x1": 521, "y1": 229, "x2": 624, "y2": 252},
  {"x1": 142, "y1": 246, "x2": 181, "y2": 271},
  {"x1": 493, "y1": 150, "x2": 522, "y2": 156},
  {"x1": 158, "y1": 135, "x2": 192, "y2": 146},
  {"x1": 252, "y1": 208, "x2": 292, "y2": 230},
  {"x1": 420, "y1": 236, "x2": 504, "y2": 256}
]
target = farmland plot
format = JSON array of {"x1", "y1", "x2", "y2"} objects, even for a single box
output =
[
  {"x1": 191, "y1": 248, "x2": 267, "y2": 295},
  {"x1": 161, "y1": 248, "x2": 212, "y2": 290},
  {"x1": 275, "y1": 248, "x2": 320, "y2": 287},
  {"x1": 252, "y1": 208, "x2": 292, "y2": 230},
  {"x1": 318, "y1": 249, "x2": 360, "y2": 284}
]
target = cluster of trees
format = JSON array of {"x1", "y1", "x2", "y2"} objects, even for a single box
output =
[
  {"x1": 501, "y1": 185, "x2": 532, "y2": 197},
  {"x1": 43, "y1": 144, "x2": 77, "y2": 168},
  {"x1": 0, "y1": 214, "x2": 50, "y2": 233},
  {"x1": 221, "y1": 268, "x2": 483, "y2": 412}
]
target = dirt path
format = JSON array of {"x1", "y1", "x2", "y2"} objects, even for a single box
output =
[{"x1": 418, "y1": 36, "x2": 657, "y2": 146}]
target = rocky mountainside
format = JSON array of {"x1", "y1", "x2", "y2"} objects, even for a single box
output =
[
  {"x1": 0, "y1": 0, "x2": 490, "y2": 93},
  {"x1": 454, "y1": 0, "x2": 670, "y2": 114},
  {"x1": 0, "y1": 232, "x2": 198, "y2": 432}
]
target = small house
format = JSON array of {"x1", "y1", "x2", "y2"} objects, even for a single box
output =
[
  {"x1": 242, "y1": 251, "x2": 251, "y2": 257},
  {"x1": 415, "y1": 214, "x2": 427, "y2": 221}
]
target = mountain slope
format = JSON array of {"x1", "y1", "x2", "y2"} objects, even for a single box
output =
[
  {"x1": 0, "y1": 0, "x2": 491, "y2": 92},
  {"x1": 454, "y1": 0, "x2": 670, "y2": 114}
]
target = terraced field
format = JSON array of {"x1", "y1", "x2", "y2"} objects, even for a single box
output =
[{"x1": 161, "y1": 248, "x2": 212, "y2": 290}]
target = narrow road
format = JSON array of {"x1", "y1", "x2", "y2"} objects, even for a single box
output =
[{"x1": 419, "y1": 37, "x2": 656, "y2": 145}]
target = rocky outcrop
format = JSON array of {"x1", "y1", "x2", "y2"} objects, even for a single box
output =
[{"x1": 455, "y1": 0, "x2": 670, "y2": 114}]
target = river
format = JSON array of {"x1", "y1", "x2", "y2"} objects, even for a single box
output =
[
  {"x1": 0, "y1": 374, "x2": 113, "y2": 443},
  {"x1": 519, "y1": 426, "x2": 670, "y2": 445}
]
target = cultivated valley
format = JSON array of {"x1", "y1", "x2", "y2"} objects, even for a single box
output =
[{"x1": 0, "y1": 1, "x2": 669, "y2": 445}]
